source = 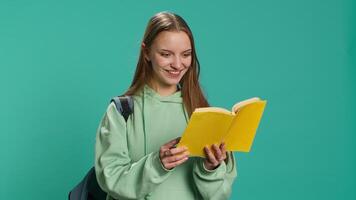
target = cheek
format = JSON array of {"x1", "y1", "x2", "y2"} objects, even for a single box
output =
[
  {"x1": 152, "y1": 55, "x2": 170, "y2": 67},
  {"x1": 183, "y1": 57, "x2": 192, "y2": 67},
  {"x1": 181, "y1": 65, "x2": 190, "y2": 76}
]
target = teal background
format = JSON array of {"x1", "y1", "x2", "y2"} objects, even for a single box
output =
[{"x1": 1, "y1": 0, "x2": 355, "y2": 199}]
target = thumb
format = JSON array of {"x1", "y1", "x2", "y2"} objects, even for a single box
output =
[{"x1": 164, "y1": 137, "x2": 181, "y2": 148}]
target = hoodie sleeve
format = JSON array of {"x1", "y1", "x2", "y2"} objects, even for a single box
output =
[
  {"x1": 95, "y1": 103, "x2": 173, "y2": 200},
  {"x1": 192, "y1": 152, "x2": 237, "y2": 200}
]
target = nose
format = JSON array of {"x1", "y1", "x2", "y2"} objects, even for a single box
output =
[{"x1": 171, "y1": 56, "x2": 184, "y2": 70}]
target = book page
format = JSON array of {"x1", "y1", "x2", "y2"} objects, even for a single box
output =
[
  {"x1": 231, "y1": 97, "x2": 260, "y2": 113},
  {"x1": 225, "y1": 100, "x2": 266, "y2": 152},
  {"x1": 195, "y1": 107, "x2": 231, "y2": 115}
]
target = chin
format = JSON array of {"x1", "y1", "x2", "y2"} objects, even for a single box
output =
[
  {"x1": 163, "y1": 79, "x2": 181, "y2": 87},
  {"x1": 160, "y1": 73, "x2": 185, "y2": 86}
]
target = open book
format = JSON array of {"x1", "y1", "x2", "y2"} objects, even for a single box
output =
[{"x1": 177, "y1": 97, "x2": 267, "y2": 157}]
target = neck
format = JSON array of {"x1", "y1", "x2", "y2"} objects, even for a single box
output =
[{"x1": 148, "y1": 80, "x2": 177, "y2": 96}]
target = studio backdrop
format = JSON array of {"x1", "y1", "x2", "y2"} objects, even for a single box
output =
[{"x1": 0, "y1": 0, "x2": 355, "y2": 199}]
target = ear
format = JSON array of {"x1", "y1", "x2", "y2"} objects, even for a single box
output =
[
  {"x1": 142, "y1": 44, "x2": 151, "y2": 62},
  {"x1": 144, "y1": 54, "x2": 150, "y2": 62}
]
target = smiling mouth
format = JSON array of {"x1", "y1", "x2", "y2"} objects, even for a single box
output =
[
  {"x1": 165, "y1": 70, "x2": 181, "y2": 75},
  {"x1": 164, "y1": 69, "x2": 183, "y2": 78}
]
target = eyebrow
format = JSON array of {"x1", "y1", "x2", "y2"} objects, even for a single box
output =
[{"x1": 160, "y1": 49, "x2": 192, "y2": 53}]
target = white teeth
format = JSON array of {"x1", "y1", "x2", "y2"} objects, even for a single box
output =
[{"x1": 166, "y1": 70, "x2": 180, "y2": 75}]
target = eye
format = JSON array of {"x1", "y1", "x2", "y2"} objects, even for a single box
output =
[
  {"x1": 183, "y1": 52, "x2": 192, "y2": 58},
  {"x1": 160, "y1": 52, "x2": 170, "y2": 57}
]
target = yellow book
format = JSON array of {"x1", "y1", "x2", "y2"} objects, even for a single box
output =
[{"x1": 178, "y1": 97, "x2": 267, "y2": 157}]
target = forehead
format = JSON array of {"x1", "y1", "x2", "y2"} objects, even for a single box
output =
[{"x1": 152, "y1": 31, "x2": 191, "y2": 51}]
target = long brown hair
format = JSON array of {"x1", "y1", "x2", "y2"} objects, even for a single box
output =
[{"x1": 124, "y1": 11, "x2": 209, "y2": 116}]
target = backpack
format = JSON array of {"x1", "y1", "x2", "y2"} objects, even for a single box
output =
[{"x1": 68, "y1": 96, "x2": 133, "y2": 200}]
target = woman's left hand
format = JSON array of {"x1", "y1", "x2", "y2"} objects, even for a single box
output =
[{"x1": 203, "y1": 142, "x2": 227, "y2": 171}]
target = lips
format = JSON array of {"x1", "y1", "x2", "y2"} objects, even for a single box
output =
[{"x1": 164, "y1": 69, "x2": 182, "y2": 78}]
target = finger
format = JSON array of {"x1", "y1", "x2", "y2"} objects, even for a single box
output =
[
  {"x1": 163, "y1": 150, "x2": 170, "y2": 157},
  {"x1": 160, "y1": 146, "x2": 169, "y2": 158},
  {"x1": 163, "y1": 148, "x2": 189, "y2": 160},
  {"x1": 164, "y1": 156, "x2": 189, "y2": 169},
  {"x1": 160, "y1": 138, "x2": 181, "y2": 157},
  {"x1": 164, "y1": 151, "x2": 189, "y2": 163},
  {"x1": 163, "y1": 137, "x2": 181, "y2": 148},
  {"x1": 204, "y1": 146, "x2": 218, "y2": 166},
  {"x1": 169, "y1": 146, "x2": 188, "y2": 155},
  {"x1": 220, "y1": 143, "x2": 227, "y2": 160},
  {"x1": 212, "y1": 144, "x2": 223, "y2": 162}
]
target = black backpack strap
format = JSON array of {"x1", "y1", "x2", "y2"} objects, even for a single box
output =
[
  {"x1": 68, "y1": 96, "x2": 134, "y2": 200},
  {"x1": 111, "y1": 96, "x2": 134, "y2": 122},
  {"x1": 68, "y1": 167, "x2": 107, "y2": 200}
]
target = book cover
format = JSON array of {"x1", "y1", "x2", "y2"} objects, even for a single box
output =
[{"x1": 178, "y1": 97, "x2": 267, "y2": 157}]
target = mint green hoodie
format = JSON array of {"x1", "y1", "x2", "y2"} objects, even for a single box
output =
[{"x1": 95, "y1": 85, "x2": 237, "y2": 200}]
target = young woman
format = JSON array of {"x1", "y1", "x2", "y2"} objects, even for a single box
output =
[{"x1": 95, "y1": 11, "x2": 237, "y2": 200}]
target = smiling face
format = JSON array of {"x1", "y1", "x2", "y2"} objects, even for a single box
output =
[{"x1": 145, "y1": 31, "x2": 192, "y2": 95}]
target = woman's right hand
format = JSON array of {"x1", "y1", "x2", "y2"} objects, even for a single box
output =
[{"x1": 159, "y1": 137, "x2": 190, "y2": 170}]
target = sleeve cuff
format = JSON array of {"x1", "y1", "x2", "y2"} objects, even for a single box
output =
[
  {"x1": 202, "y1": 161, "x2": 225, "y2": 173},
  {"x1": 196, "y1": 157, "x2": 227, "y2": 176},
  {"x1": 225, "y1": 152, "x2": 236, "y2": 173},
  {"x1": 151, "y1": 151, "x2": 175, "y2": 174}
]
